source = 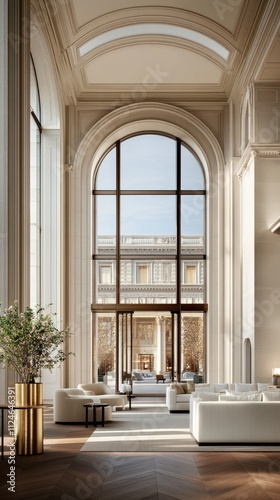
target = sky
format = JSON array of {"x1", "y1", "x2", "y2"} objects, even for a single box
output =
[{"x1": 96, "y1": 134, "x2": 204, "y2": 236}]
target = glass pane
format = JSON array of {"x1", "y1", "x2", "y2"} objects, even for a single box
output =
[
  {"x1": 181, "y1": 261, "x2": 205, "y2": 303},
  {"x1": 121, "y1": 195, "x2": 176, "y2": 238},
  {"x1": 181, "y1": 235, "x2": 205, "y2": 255},
  {"x1": 121, "y1": 134, "x2": 176, "y2": 190},
  {"x1": 95, "y1": 195, "x2": 116, "y2": 253},
  {"x1": 181, "y1": 146, "x2": 204, "y2": 190},
  {"x1": 94, "y1": 313, "x2": 116, "y2": 387},
  {"x1": 181, "y1": 195, "x2": 204, "y2": 236},
  {"x1": 120, "y1": 260, "x2": 176, "y2": 304},
  {"x1": 118, "y1": 313, "x2": 132, "y2": 387},
  {"x1": 181, "y1": 313, "x2": 205, "y2": 383},
  {"x1": 95, "y1": 147, "x2": 116, "y2": 190},
  {"x1": 131, "y1": 312, "x2": 172, "y2": 378}
]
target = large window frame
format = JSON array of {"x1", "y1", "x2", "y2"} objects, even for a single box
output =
[{"x1": 92, "y1": 133, "x2": 208, "y2": 387}]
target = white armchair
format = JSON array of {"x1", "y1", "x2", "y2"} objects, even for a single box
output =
[{"x1": 54, "y1": 388, "x2": 112, "y2": 423}]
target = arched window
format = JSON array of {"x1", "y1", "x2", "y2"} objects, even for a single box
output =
[
  {"x1": 30, "y1": 56, "x2": 42, "y2": 307},
  {"x1": 92, "y1": 133, "x2": 207, "y2": 389}
]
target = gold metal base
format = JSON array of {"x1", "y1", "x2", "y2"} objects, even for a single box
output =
[{"x1": 15, "y1": 383, "x2": 43, "y2": 455}]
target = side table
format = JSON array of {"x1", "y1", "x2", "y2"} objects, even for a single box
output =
[
  {"x1": 84, "y1": 403, "x2": 109, "y2": 428},
  {"x1": 118, "y1": 392, "x2": 135, "y2": 410},
  {"x1": 127, "y1": 394, "x2": 135, "y2": 410}
]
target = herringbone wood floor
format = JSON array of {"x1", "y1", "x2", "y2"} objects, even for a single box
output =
[{"x1": 1, "y1": 402, "x2": 280, "y2": 499}]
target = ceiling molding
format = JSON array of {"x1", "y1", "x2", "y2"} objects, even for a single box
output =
[
  {"x1": 32, "y1": 0, "x2": 280, "y2": 104},
  {"x1": 229, "y1": 0, "x2": 280, "y2": 99}
]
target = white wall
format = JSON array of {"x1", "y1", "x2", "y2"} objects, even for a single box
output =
[
  {"x1": 242, "y1": 156, "x2": 255, "y2": 381},
  {"x1": 255, "y1": 157, "x2": 280, "y2": 384}
]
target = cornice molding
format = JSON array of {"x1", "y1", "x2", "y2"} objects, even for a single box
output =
[
  {"x1": 236, "y1": 143, "x2": 280, "y2": 180},
  {"x1": 230, "y1": 0, "x2": 280, "y2": 101}
]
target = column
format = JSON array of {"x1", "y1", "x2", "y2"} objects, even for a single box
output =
[{"x1": 156, "y1": 316, "x2": 166, "y2": 373}]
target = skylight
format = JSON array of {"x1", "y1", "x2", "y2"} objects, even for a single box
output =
[{"x1": 79, "y1": 24, "x2": 230, "y2": 61}]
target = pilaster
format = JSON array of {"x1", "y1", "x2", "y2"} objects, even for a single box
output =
[{"x1": 8, "y1": 0, "x2": 31, "y2": 308}]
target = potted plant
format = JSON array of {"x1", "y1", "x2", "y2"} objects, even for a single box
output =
[
  {"x1": 0, "y1": 301, "x2": 73, "y2": 383},
  {"x1": 0, "y1": 301, "x2": 74, "y2": 455}
]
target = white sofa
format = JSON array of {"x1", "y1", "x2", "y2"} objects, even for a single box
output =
[
  {"x1": 166, "y1": 382, "x2": 231, "y2": 412},
  {"x1": 166, "y1": 382, "x2": 197, "y2": 412},
  {"x1": 190, "y1": 395, "x2": 280, "y2": 444},
  {"x1": 166, "y1": 382, "x2": 270, "y2": 413},
  {"x1": 53, "y1": 388, "x2": 112, "y2": 423},
  {"x1": 132, "y1": 371, "x2": 156, "y2": 382},
  {"x1": 77, "y1": 382, "x2": 128, "y2": 408}
]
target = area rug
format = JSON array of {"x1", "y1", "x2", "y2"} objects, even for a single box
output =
[{"x1": 80, "y1": 402, "x2": 280, "y2": 452}]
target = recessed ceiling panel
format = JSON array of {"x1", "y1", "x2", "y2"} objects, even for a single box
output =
[
  {"x1": 83, "y1": 45, "x2": 224, "y2": 85},
  {"x1": 70, "y1": 0, "x2": 245, "y2": 34},
  {"x1": 256, "y1": 34, "x2": 280, "y2": 82}
]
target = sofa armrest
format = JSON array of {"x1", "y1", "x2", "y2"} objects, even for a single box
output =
[
  {"x1": 54, "y1": 396, "x2": 95, "y2": 423},
  {"x1": 166, "y1": 388, "x2": 177, "y2": 408}
]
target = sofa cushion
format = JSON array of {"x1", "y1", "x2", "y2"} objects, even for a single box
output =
[
  {"x1": 64, "y1": 389, "x2": 84, "y2": 396},
  {"x1": 83, "y1": 390, "x2": 95, "y2": 395},
  {"x1": 195, "y1": 383, "x2": 211, "y2": 389},
  {"x1": 213, "y1": 383, "x2": 228, "y2": 393},
  {"x1": 219, "y1": 392, "x2": 262, "y2": 401},
  {"x1": 170, "y1": 383, "x2": 184, "y2": 394},
  {"x1": 235, "y1": 383, "x2": 258, "y2": 392},
  {"x1": 197, "y1": 392, "x2": 219, "y2": 401},
  {"x1": 186, "y1": 381, "x2": 195, "y2": 393},
  {"x1": 179, "y1": 383, "x2": 188, "y2": 393},
  {"x1": 258, "y1": 383, "x2": 270, "y2": 391},
  {"x1": 170, "y1": 382, "x2": 195, "y2": 394},
  {"x1": 195, "y1": 385, "x2": 213, "y2": 393},
  {"x1": 78, "y1": 383, "x2": 114, "y2": 395},
  {"x1": 263, "y1": 391, "x2": 280, "y2": 401}
]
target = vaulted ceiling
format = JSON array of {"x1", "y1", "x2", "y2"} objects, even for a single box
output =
[{"x1": 32, "y1": 0, "x2": 280, "y2": 103}]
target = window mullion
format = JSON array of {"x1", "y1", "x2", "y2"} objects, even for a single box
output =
[
  {"x1": 116, "y1": 141, "x2": 120, "y2": 305},
  {"x1": 177, "y1": 139, "x2": 181, "y2": 307}
]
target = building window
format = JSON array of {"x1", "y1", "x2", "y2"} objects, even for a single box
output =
[
  {"x1": 185, "y1": 265, "x2": 197, "y2": 284},
  {"x1": 136, "y1": 264, "x2": 150, "y2": 284},
  {"x1": 99, "y1": 265, "x2": 112, "y2": 284}
]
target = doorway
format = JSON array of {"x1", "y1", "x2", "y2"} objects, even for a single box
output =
[
  {"x1": 94, "y1": 310, "x2": 205, "y2": 392},
  {"x1": 138, "y1": 354, "x2": 154, "y2": 371}
]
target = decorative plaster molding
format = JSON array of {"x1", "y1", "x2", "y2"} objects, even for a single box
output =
[
  {"x1": 254, "y1": 149, "x2": 280, "y2": 157},
  {"x1": 236, "y1": 144, "x2": 280, "y2": 181}
]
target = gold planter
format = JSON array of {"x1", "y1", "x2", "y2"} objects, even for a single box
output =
[{"x1": 15, "y1": 383, "x2": 43, "y2": 455}]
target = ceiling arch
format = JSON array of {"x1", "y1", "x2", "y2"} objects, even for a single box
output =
[{"x1": 31, "y1": 0, "x2": 280, "y2": 101}]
